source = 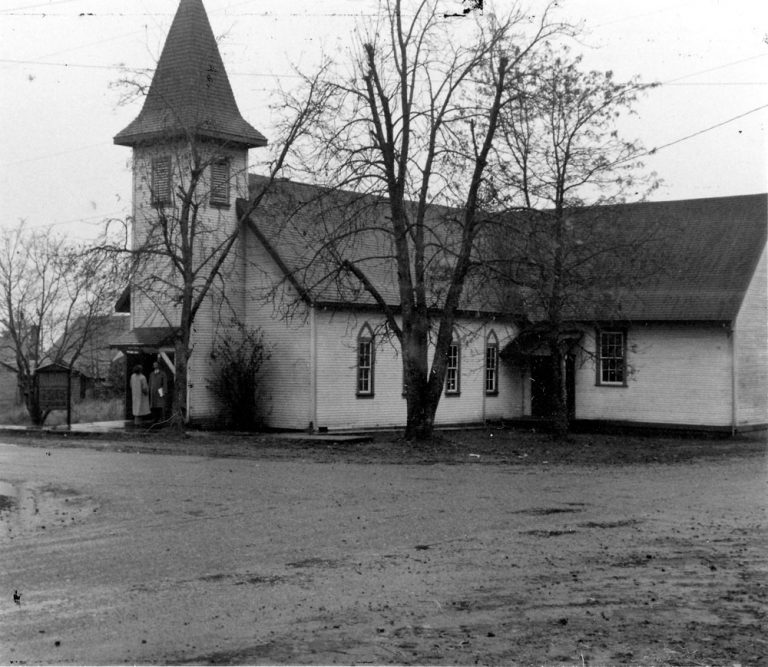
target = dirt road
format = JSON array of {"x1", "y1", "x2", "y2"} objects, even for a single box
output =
[{"x1": 1, "y1": 440, "x2": 765, "y2": 665}]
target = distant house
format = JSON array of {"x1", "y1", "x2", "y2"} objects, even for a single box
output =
[
  {"x1": 0, "y1": 334, "x2": 21, "y2": 412},
  {"x1": 46, "y1": 314, "x2": 130, "y2": 399},
  {"x1": 0, "y1": 315, "x2": 128, "y2": 420},
  {"x1": 111, "y1": 0, "x2": 767, "y2": 434}
]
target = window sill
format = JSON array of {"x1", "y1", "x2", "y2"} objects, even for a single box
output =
[
  {"x1": 356, "y1": 393, "x2": 375, "y2": 399},
  {"x1": 209, "y1": 200, "x2": 231, "y2": 209}
]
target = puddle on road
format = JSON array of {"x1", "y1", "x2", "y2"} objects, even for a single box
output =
[
  {"x1": 0, "y1": 481, "x2": 18, "y2": 512},
  {"x1": 510, "y1": 507, "x2": 586, "y2": 516},
  {"x1": 0, "y1": 501, "x2": 16, "y2": 516},
  {"x1": 0, "y1": 480, "x2": 98, "y2": 540}
]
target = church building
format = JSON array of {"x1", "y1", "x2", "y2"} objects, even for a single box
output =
[{"x1": 112, "y1": 0, "x2": 767, "y2": 435}]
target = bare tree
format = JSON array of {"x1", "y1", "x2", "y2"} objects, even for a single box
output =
[
  {"x1": 485, "y1": 44, "x2": 664, "y2": 437},
  {"x1": 0, "y1": 223, "x2": 123, "y2": 425},
  {"x1": 279, "y1": 0, "x2": 569, "y2": 440}
]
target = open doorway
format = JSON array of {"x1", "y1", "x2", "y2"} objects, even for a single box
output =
[{"x1": 530, "y1": 355, "x2": 575, "y2": 420}]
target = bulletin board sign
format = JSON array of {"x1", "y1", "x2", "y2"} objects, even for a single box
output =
[{"x1": 37, "y1": 369, "x2": 69, "y2": 411}]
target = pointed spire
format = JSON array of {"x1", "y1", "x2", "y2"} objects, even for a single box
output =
[{"x1": 114, "y1": 0, "x2": 266, "y2": 148}]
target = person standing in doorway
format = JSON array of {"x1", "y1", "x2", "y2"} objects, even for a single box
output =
[
  {"x1": 130, "y1": 364, "x2": 150, "y2": 426},
  {"x1": 149, "y1": 361, "x2": 168, "y2": 424}
]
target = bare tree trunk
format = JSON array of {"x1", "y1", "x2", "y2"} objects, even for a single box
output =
[
  {"x1": 66, "y1": 368, "x2": 72, "y2": 429},
  {"x1": 547, "y1": 339, "x2": 569, "y2": 440},
  {"x1": 172, "y1": 338, "x2": 189, "y2": 428},
  {"x1": 403, "y1": 368, "x2": 443, "y2": 441},
  {"x1": 405, "y1": 393, "x2": 439, "y2": 440},
  {"x1": 23, "y1": 373, "x2": 44, "y2": 426},
  {"x1": 401, "y1": 310, "x2": 450, "y2": 440}
]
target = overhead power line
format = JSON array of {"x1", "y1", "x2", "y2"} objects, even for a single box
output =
[
  {"x1": 0, "y1": 0, "x2": 79, "y2": 13},
  {"x1": 665, "y1": 82, "x2": 768, "y2": 87},
  {"x1": 0, "y1": 58, "x2": 144, "y2": 71},
  {"x1": 648, "y1": 103, "x2": 768, "y2": 156},
  {"x1": 663, "y1": 52, "x2": 768, "y2": 85},
  {"x1": 0, "y1": 57, "x2": 304, "y2": 79}
]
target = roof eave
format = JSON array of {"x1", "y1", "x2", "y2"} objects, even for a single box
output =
[{"x1": 114, "y1": 128, "x2": 267, "y2": 149}]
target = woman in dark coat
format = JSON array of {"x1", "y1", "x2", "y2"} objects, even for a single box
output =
[{"x1": 148, "y1": 361, "x2": 168, "y2": 423}]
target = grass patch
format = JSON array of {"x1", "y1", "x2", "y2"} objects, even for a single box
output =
[
  {"x1": 0, "y1": 398, "x2": 123, "y2": 427},
  {"x1": 0, "y1": 425, "x2": 764, "y2": 466},
  {"x1": 0, "y1": 404, "x2": 31, "y2": 425}
]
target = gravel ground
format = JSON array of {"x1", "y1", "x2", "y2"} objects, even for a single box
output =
[{"x1": 0, "y1": 429, "x2": 766, "y2": 665}]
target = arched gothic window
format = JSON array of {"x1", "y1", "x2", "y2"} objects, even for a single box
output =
[
  {"x1": 445, "y1": 331, "x2": 461, "y2": 396},
  {"x1": 356, "y1": 323, "x2": 375, "y2": 397},
  {"x1": 485, "y1": 330, "x2": 499, "y2": 395}
]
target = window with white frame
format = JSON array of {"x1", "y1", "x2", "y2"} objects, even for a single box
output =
[
  {"x1": 445, "y1": 338, "x2": 460, "y2": 396},
  {"x1": 357, "y1": 324, "x2": 374, "y2": 397},
  {"x1": 485, "y1": 330, "x2": 499, "y2": 395},
  {"x1": 210, "y1": 159, "x2": 230, "y2": 206},
  {"x1": 151, "y1": 156, "x2": 172, "y2": 207},
  {"x1": 598, "y1": 330, "x2": 626, "y2": 385}
]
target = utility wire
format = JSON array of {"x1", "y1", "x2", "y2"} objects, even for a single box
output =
[
  {"x1": 3, "y1": 53, "x2": 766, "y2": 86},
  {"x1": 0, "y1": 57, "x2": 305, "y2": 79},
  {"x1": 0, "y1": 142, "x2": 109, "y2": 167},
  {"x1": 663, "y1": 52, "x2": 768, "y2": 85},
  {"x1": 646, "y1": 103, "x2": 768, "y2": 156},
  {"x1": 0, "y1": 0, "x2": 80, "y2": 13},
  {"x1": 0, "y1": 58, "x2": 143, "y2": 71},
  {"x1": 665, "y1": 82, "x2": 768, "y2": 87}
]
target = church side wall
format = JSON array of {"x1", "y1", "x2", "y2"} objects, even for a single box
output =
[
  {"x1": 734, "y1": 246, "x2": 768, "y2": 428},
  {"x1": 187, "y1": 146, "x2": 250, "y2": 421},
  {"x1": 240, "y1": 215, "x2": 524, "y2": 431},
  {"x1": 242, "y1": 227, "x2": 313, "y2": 430},
  {"x1": 313, "y1": 312, "x2": 521, "y2": 431},
  {"x1": 575, "y1": 323, "x2": 733, "y2": 427}
]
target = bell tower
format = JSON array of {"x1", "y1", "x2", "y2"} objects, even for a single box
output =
[
  {"x1": 114, "y1": 0, "x2": 266, "y2": 151},
  {"x1": 114, "y1": 0, "x2": 267, "y2": 420}
]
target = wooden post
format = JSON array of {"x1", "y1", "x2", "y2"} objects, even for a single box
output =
[{"x1": 66, "y1": 368, "x2": 72, "y2": 429}]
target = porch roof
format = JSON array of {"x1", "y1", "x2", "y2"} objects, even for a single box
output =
[
  {"x1": 110, "y1": 327, "x2": 178, "y2": 352},
  {"x1": 501, "y1": 327, "x2": 584, "y2": 361}
]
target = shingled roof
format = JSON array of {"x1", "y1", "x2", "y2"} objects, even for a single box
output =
[
  {"x1": 239, "y1": 177, "x2": 766, "y2": 323},
  {"x1": 239, "y1": 176, "x2": 511, "y2": 314},
  {"x1": 114, "y1": 0, "x2": 266, "y2": 148},
  {"x1": 602, "y1": 193, "x2": 766, "y2": 321}
]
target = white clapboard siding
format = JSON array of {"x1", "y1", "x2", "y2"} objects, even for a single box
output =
[
  {"x1": 576, "y1": 324, "x2": 733, "y2": 426},
  {"x1": 242, "y1": 226, "x2": 313, "y2": 430},
  {"x1": 734, "y1": 246, "x2": 768, "y2": 427},
  {"x1": 312, "y1": 313, "x2": 520, "y2": 430},
  {"x1": 188, "y1": 150, "x2": 253, "y2": 421},
  {"x1": 129, "y1": 143, "x2": 248, "y2": 332}
]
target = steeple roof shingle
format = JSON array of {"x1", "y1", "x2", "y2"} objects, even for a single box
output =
[{"x1": 114, "y1": 0, "x2": 266, "y2": 148}]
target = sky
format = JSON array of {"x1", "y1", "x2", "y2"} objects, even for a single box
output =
[{"x1": 0, "y1": 0, "x2": 766, "y2": 241}]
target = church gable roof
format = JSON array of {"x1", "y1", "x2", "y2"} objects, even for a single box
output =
[
  {"x1": 239, "y1": 176, "x2": 524, "y2": 315},
  {"x1": 239, "y1": 176, "x2": 767, "y2": 324},
  {"x1": 239, "y1": 177, "x2": 410, "y2": 308},
  {"x1": 114, "y1": 0, "x2": 266, "y2": 148},
  {"x1": 599, "y1": 194, "x2": 766, "y2": 322}
]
